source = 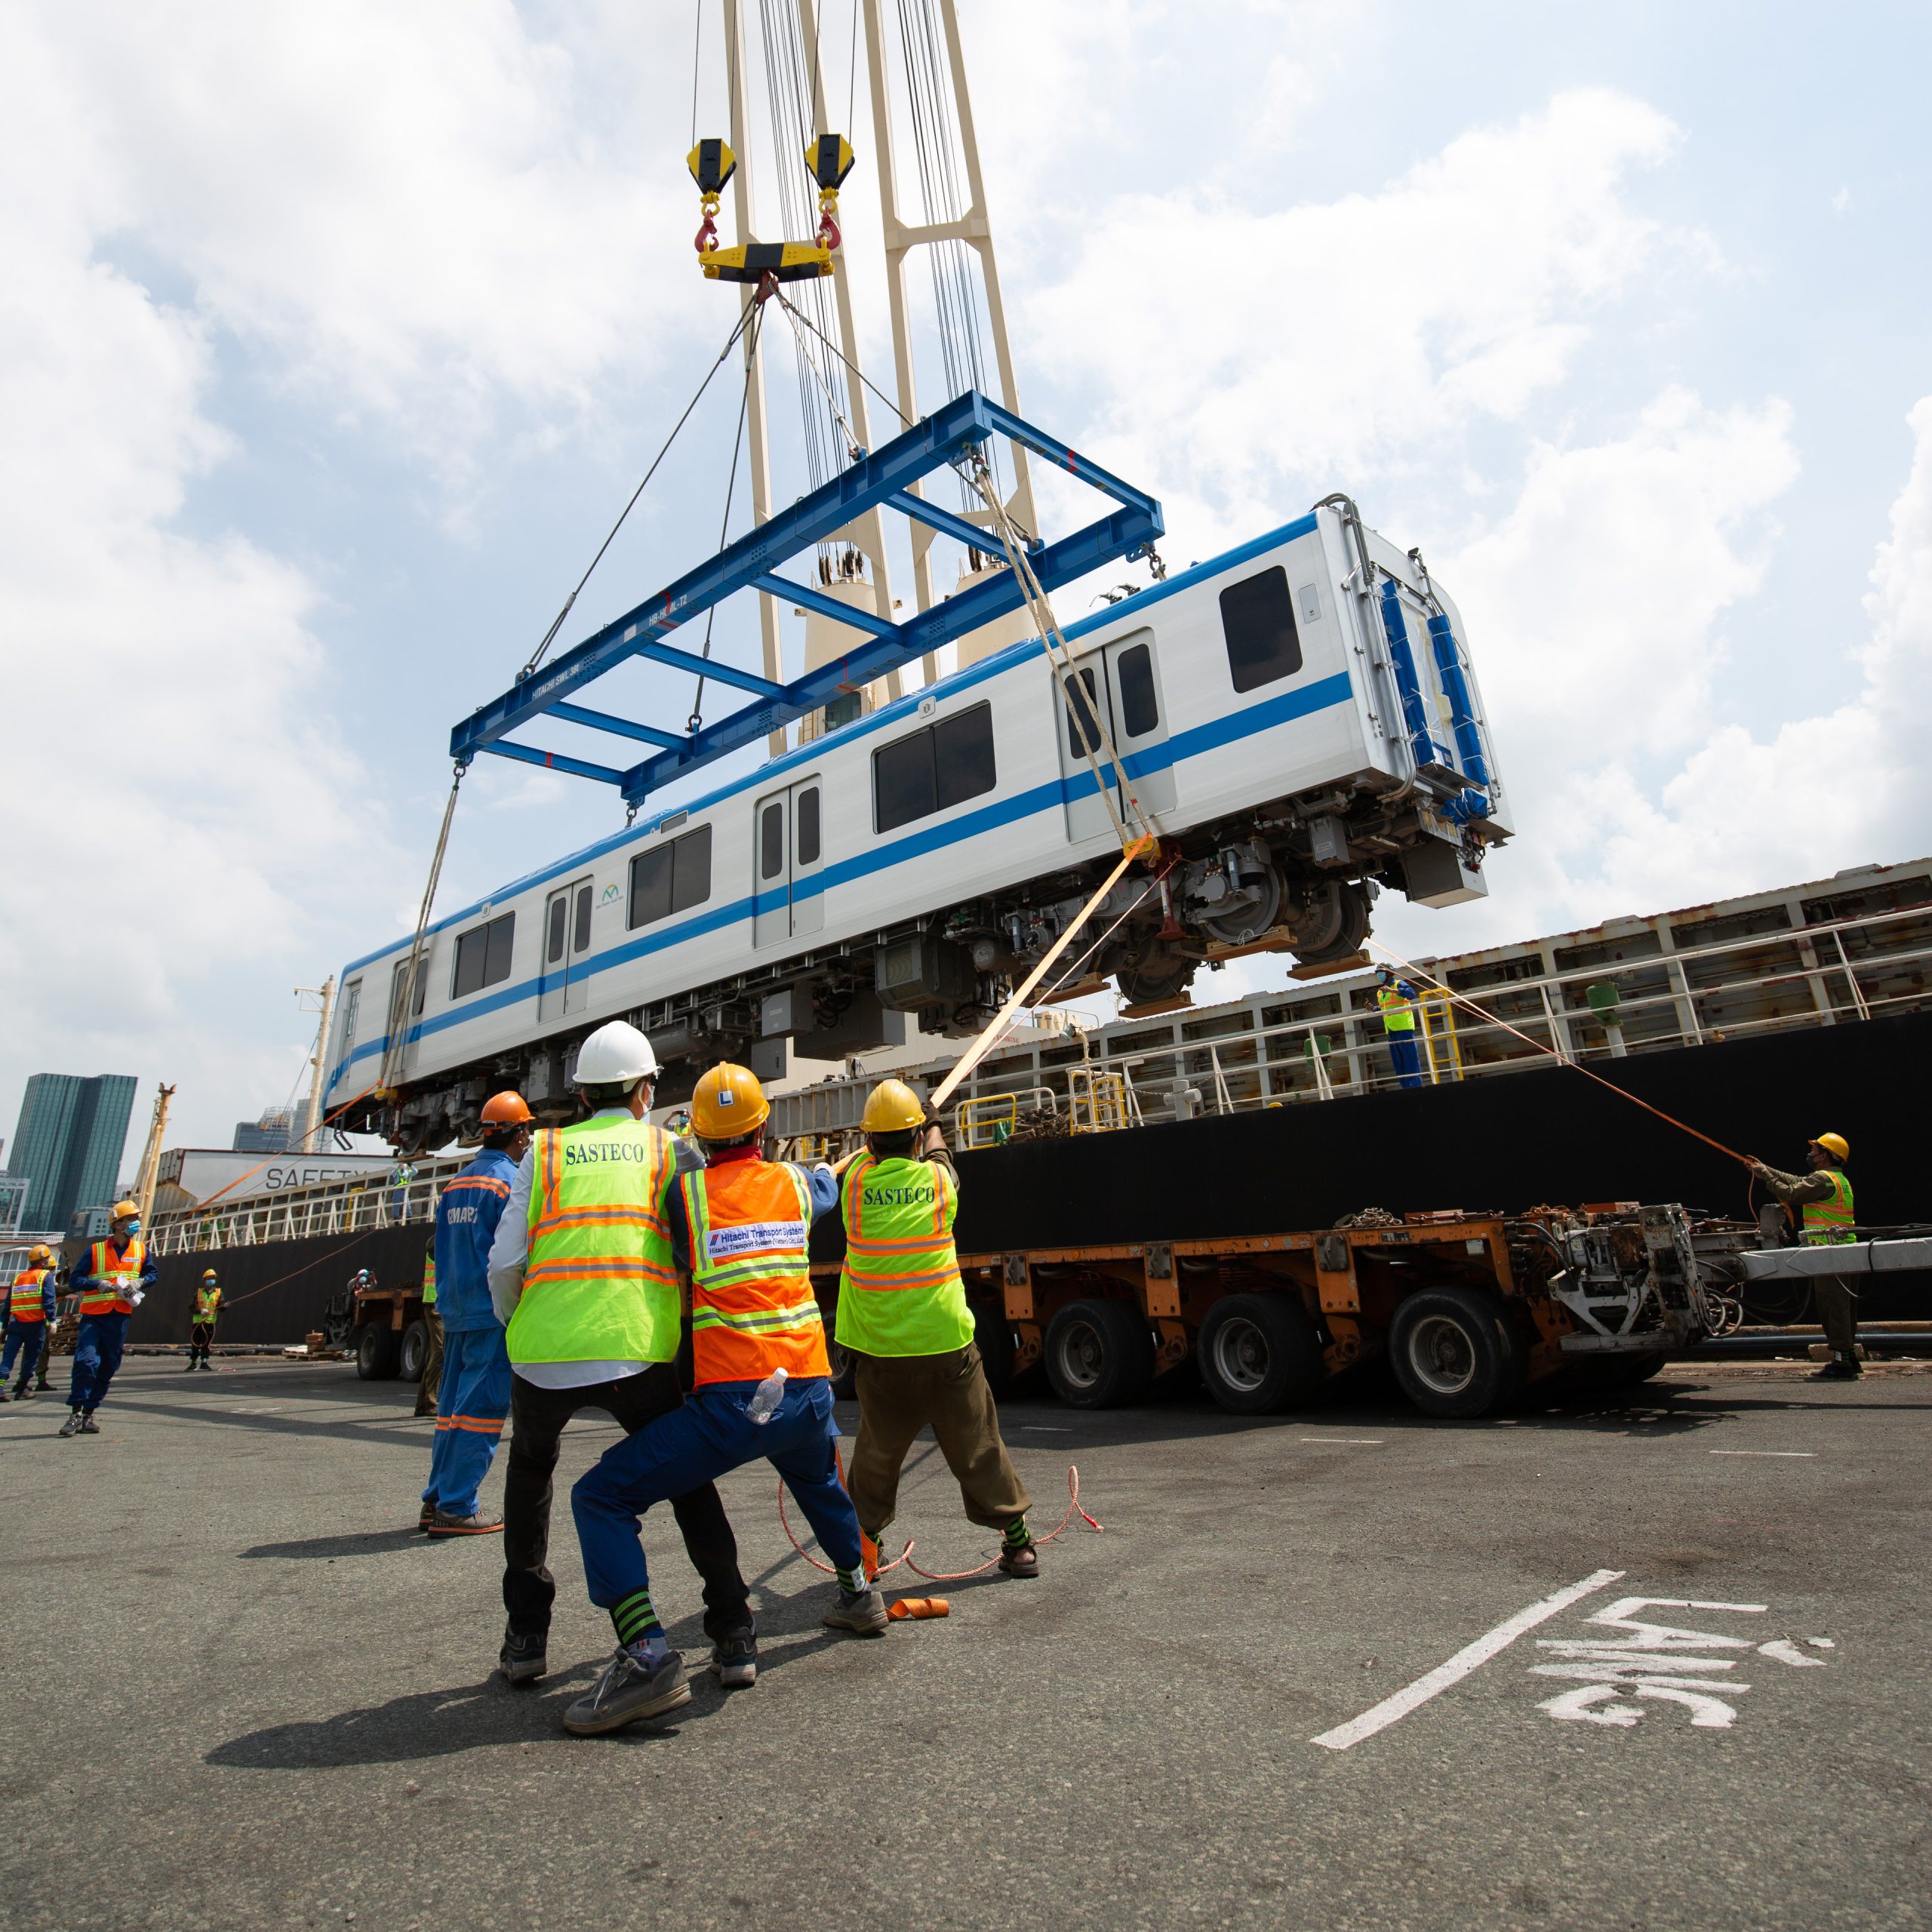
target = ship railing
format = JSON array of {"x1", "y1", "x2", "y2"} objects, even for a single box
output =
[{"x1": 148, "y1": 1153, "x2": 474, "y2": 1257}]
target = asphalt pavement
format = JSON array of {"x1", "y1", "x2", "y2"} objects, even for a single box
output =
[{"x1": 2, "y1": 1352, "x2": 1926, "y2": 1931}]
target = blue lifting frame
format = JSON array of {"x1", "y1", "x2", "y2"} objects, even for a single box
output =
[{"x1": 448, "y1": 388, "x2": 1164, "y2": 810}]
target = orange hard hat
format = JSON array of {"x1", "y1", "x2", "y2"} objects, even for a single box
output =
[
  {"x1": 691, "y1": 1063, "x2": 771, "y2": 1140},
  {"x1": 481, "y1": 1091, "x2": 533, "y2": 1128}
]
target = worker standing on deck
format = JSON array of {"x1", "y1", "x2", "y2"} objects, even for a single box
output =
[
  {"x1": 486, "y1": 1021, "x2": 751, "y2": 1696},
  {"x1": 417, "y1": 1094, "x2": 531, "y2": 1535},
  {"x1": 1748, "y1": 1134, "x2": 1860, "y2": 1380},
  {"x1": 564, "y1": 1064, "x2": 881, "y2": 1734},
  {"x1": 60, "y1": 1200, "x2": 155, "y2": 1437},
  {"x1": 1375, "y1": 969, "x2": 1425, "y2": 1090},
  {"x1": 186, "y1": 1269, "x2": 221, "y2": 1371},
  {"x1": 414, "y1": 1235, "x2": 441, "y2": 1419},
  {"x1": 1, "y1": 1245, "x2": 57, "y2": 1402},
  {"x1": 835, "y1": 1079, "x2": 1038, "y2": 1581}
]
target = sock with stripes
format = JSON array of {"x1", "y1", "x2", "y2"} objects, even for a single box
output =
[
  {"x1": 834, "y1": 1559, "x2": 870, "y2": 1594},
  {"x1": 1003, "y1": 1515, "x2": 1033, "y2": 1550},
  {"x1": 611, "y1": 1588, "x2": 666, "y2": 1663}
]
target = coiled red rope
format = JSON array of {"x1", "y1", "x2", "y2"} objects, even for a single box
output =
[{"x1": 777, "y1": 1462, "x2": 1103, "y2": 1582}]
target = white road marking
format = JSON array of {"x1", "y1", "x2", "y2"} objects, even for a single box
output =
[
  {"x1": 1709, "y1": 1449, "x2": 1816, "y2": 1457},
  {"x1": 1300, "y1": 1437, "x2": 1385, "y2": 1445},
  {"x1": 1018, "y1": 1426, "x2": 1072, "y2": 1432},
  {"x1": 1310, "y1": 1568, "x2": 1626, "y2": 1750}
]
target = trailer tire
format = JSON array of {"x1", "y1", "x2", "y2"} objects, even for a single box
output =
[
  {"x1": 826, "y1": 1335, "x2": 858, "y2": 1403},
  {"x1": 1600, "y1": 1350, "x2": 1670, "y2": 1388},
  {"x1": 1197, "y1": 1294, "x2": 1324, "y2": 1414},
  {"x1": 974, "y1": 1303, "x2": 1016, "y2": 1399},
  {"x1": 1389, "y1": 1287, "x2": 1514, "y2": 1420},
  {"x1": 1044, "y1": 1299, "x2": 1153, "y2": 1409},
  {"x1": 398, "y1": 1319, "x2": 430, "y2": 1383},
  {"x1": 355, "y1": 1322, "x2": 401, "y2": 1382}
]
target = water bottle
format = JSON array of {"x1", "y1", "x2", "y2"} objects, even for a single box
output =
[{"x1": 746, "y1": 1367, "x2": 789, "y2": 1426}]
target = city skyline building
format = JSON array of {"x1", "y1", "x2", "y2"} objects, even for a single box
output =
[{"x1": 8, "y1": 1072, "x2": 138, "y2": 1230}]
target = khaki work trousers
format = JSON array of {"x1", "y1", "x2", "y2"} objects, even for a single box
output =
[
  {"x1": 848, "y1": 1343, "x2": 1031, "y2": 1538},
  {"x1": 1814, "y1": 1275, "x2": 1859, "y2": 1357},
  {"x1": 414, "y1": 1308, "x2": 445, "y2": 1417}
]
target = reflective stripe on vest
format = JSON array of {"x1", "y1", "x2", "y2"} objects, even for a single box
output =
[
  {"x1": 680, "y1": 1158, "x2": 828, "y2": 1386},
  {"x1": 833, "y1": 1153, "x2": 974, "y2": 1357},
  {"x1": 507, "y1": 1118, "x2": 682, "y2": 1365},
  {"x1": 422, "y1": 1251, "x2": 437, "y2": 1306},
  {"x1": 80, "y1": 1238, "x2": 144, "y2": 1316},
  {"x1": 10, "y1": 1269, "x2": 49, "y2": 1322},
  {"x1": 1377, "y1": 986, "x2": 1416, "y2": 1034},
  {"x1": 1801, "y1": 1168, "x2": 1856, "y2": 1245}
]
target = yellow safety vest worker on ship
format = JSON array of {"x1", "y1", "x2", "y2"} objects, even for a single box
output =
[
  {"x1": 562, "y1": 1063, "x2": 882, "y2": 1737},
  {"x1": 1748, "y1": 1132, "x2": 1860, "y2": 1380},
  {"x1": 485, "y1": 1020, "x2": 751, "y2": 1703},
  {"x1": 1, "y1": 1244, "x2": 58, "y2": 1402},
  {"x1": 186, "y1": 1269, "x2": 222, "y2": 1371},
  {"x1": 1374, "y1": 968, "x2": 1425, "y2": 1091},
  {"x1": 834, "y1": 1078, "x2": 1038, "y2": 1580}
]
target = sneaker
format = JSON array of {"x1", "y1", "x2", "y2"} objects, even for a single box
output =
[
  {"x1": 182, "y1": 1359, "x2": 195, "y2": 1372},
  {"x1": 562, "y1": 1649, "x2": 690, "y2": 1735},
  {"x1": 0, "y1": 1388, "x2": 10, "y2": 1403},
  {"x1": 79, "y1": 1412, "x2": 100, "y2": 1434},
  {"x1": 499, "y1": 1626, "x2": 548, "y2": 1684},
  {"x1": 1808, "y1": 1358, "x2": 1862, "y2": 1381},
  {"x1": 417, "y1": 1500, "x2": 435, "y2": 1531},
  {"x1": 59, "y1": 1412, "x2": 82, "y2": 1437},
  {"x1": 710, "y1": 1629, "x2": 758, "y2": 1687},
  {"x1": 425, "y1": 1507, "x2": 503, "y2": 1537},
  {"x1": 821, "y1": 1586, "x2": 889, "y2": 1636}
]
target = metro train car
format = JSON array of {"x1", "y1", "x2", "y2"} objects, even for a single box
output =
[{"x1": 324, "y1": 495, "x2": 1511, "y2": 1149}]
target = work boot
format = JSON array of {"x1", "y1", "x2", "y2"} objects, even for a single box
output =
[
  {"x1": 14, "y1": 1383, "x2": 35, "y2": 1401},
  {"x1": 183, "y1": 1355, "x2": 195, "y2": 1371},
  {"x1": 79, "y1": 1411, "x2": 100, "y2": 1434},
  {"x1": 822, "y1": 1585, "x2": 889, "y2": 1636},
  {"x1": 499, "y1": 1625, "x2": 548, "y2": 1684},
  {"x1": 709, "y1": 1629, "x2": 758, "y2": 1688},
  {"x1": 60, "y1": 1411, "x2": 82, "y2": 1437},
  {"x1": 0, "y1": 1387, "x2": 10, "y2": 1403},
  {"x1": 561, "y1": 1647, "x2": 690, "y2": 1735},
  {"x1": 1809, "y1": 1358, "x2": 1862, "y2": 1381},
  {"x1": 425, "y1": 1506, "x2": 503, "y2": 1537}
]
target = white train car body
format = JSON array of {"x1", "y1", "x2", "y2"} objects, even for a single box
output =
[{"x1": 325, "y1": 503, "x2": 1509, "y2": 1146}]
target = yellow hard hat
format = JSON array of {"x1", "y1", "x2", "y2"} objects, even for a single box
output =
[
  {"x1": 861, "y1": 1078, "x2": 927, "y2": 1134},
  {"x1": 1810, "y1": 1131, "x2": 1850, "y2": 1163},
  {"x1": 29, "y1": 1244, "x2": 52, "y2": 1266},
  {"x1": 691, "y1": 1063, "x2": 770, "y2": 1140},
  {"x1": 202, "y1": 1268, "x2": 219, "y2": 1281},
  {"x1": 112, "y1": 1198, "x2": 140, "y2": 1221}
]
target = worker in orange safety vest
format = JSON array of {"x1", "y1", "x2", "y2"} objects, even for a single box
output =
[{"x1": 1, "y1": 1244, "x2": 58, "y2": 1401}]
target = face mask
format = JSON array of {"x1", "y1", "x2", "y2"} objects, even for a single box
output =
[{"x1": 122, "y1": 1220, "x2": 140, "y2": 1236}]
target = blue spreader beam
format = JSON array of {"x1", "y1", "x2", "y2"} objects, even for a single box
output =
[{"x1": 449, "y1": 389, "x2": 1163, "y2": 809}]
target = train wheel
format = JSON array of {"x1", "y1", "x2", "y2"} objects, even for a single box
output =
[
  {"x1": 1389, "y1": 1287, "x2": 1513, "y2": 1419},
  {"x1": 1112, "y1": 946, "x2": 1197, "y2": 1008},
  {"x1": 1044, "y1": 1298, "x2": 1153, "y2": 1409},
  {"x1": 1198, "y1": 1294, "x2": 1324, "y2": 1414}
]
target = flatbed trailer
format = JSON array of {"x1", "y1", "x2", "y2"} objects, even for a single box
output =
[{"x1": 817, "y1": 1202, "x2": 1726, "y2": 1420}]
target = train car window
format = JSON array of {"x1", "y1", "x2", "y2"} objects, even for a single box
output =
[
  {"x1": 796, "y1": 786, "x2": 821, "y2": 866},
  {"x1": 546, "y1": 896, "x2": 568, "y2": 964},
  {"x1": 389, "y1": 958, "x2": 426, "y2": 1028},
  {"x1": 934, "y1": 703, "x2": 996, "y2": 810},
  {"x1": 1064, "y1": 667, "x2": 1104, "y2": 758},
  {"x1": 574, "y1": 884, "x2": 593, "y2": 952},
  {"x1": 1219, "y1": 565, "x2": 1302, "y2": 692},
  {"x1": 453, "y1": 912, "x2": 515, "y2": 998},
  {"x1": 760, "y1": 801, "x2": 785, "y2": 880},
  {"x1": 629, "y1": 826, "x2": 712, "y2": 929},
  {"x1": 340, "y1": 980, "x2": 361, "y2": 1052},
  {"x1": 1117, "y1": 642, "x2": 1159, "y2": 737},
  {"x1": 671, "y1": 825, "x2": 712, "y2": 912}
]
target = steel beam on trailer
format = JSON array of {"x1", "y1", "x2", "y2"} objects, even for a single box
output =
[{"x1": 447, "y1": 386, "x2": 1162, "y2": 804}]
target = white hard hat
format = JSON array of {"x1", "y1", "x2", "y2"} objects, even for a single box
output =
[{"x1": 574, "y1": 1020, "x2": 662, "y2": 1086}]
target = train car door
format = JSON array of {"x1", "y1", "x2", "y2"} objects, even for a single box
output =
[
  {"x1": 537, "y1": 873, "x2": 594, "y2": 1022},
  {"x1": 1057, "y1": 629, "x2": 1174, "y2": 840},
  {"x1": 752, "y1": 778, "x2": 824, "y2": 946}
]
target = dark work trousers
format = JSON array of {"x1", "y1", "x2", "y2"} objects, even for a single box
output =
[
  {"x1": 848, "y1": 1342, "x2": 1032, "y2": 1539},
  {"x1": 503, "y1": 1367, "x2": 749, "y2": 1642},
  {"x1": 1814, "y1": 1275, "x2": 1859, "y2": 1358}
]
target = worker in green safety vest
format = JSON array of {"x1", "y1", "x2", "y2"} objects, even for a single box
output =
[
  {"x1": 1748, "y1": 1132, "x2": 1860, "y2": 1380},
  {"x1": 834, "y1": 1079, "x2": 1036, "y2": 1580},
  {"x1": 1374, "y1": 969, "x2": 1424, "y2": 1089},
  {"x1": 186, "y1": 1269, "x2": 221, "y2": 1371},
  {"x1": 414, "y1": 1236, "x2": 441, "y2": 1418}
]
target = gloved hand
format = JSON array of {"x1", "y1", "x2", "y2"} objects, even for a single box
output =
[{"x1": 129, "y1": 1287, "x2": 146, "y2": 1307}]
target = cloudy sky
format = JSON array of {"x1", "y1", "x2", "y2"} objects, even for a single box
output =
[{"x1": 5, "y1": 0, "x2": 1929, "y2": 1174}]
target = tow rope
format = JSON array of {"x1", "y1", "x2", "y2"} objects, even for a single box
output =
[{"x1": 777, "y1": 1461, "x2": 1103, "y2": 1583}]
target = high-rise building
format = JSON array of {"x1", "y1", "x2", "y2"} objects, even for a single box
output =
[
  {"x1": 232, "y1": 1106, "x2": 300, "y2": 1154},
  {"x1": 8, "y1": 1074, "x2": 138, "y2": 1230}
]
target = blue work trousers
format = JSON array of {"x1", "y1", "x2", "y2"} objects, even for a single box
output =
[
  {"x1": 3, "y1": 1318, "x2": 46, "y2": 1384},
  {"x1": 572, "y1": 1376, "x2": 861, "y2": 1613},
  {"x1": 1389, "y1": 1033, "x2": 1424, "y2": 1089},
  {"x1": 420, "y1": 1326, "x2": 512, "y2": 1517},
  {"x1": 69, "y1": 1312, "x2": 130, "y2": 1411}
]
